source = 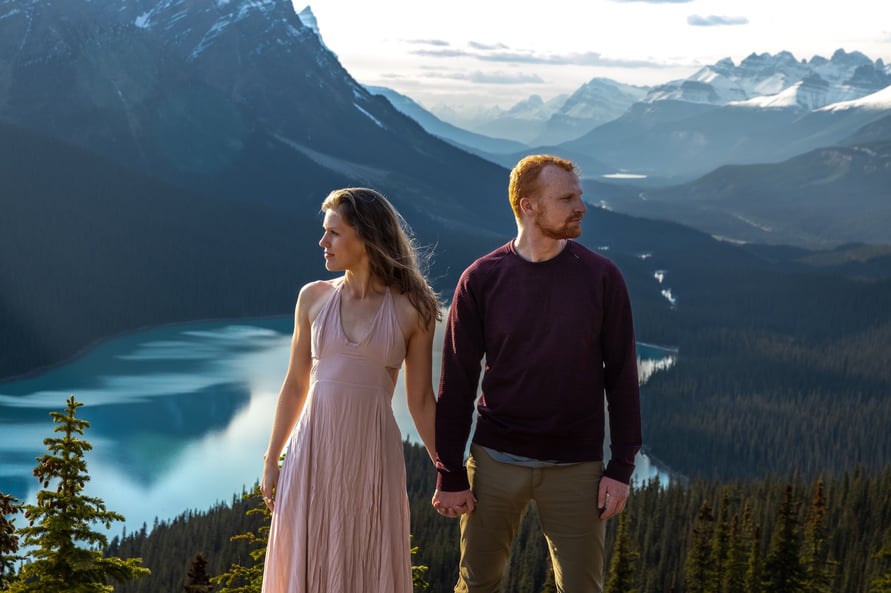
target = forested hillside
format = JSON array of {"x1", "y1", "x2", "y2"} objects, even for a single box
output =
[{"x1": 100, "y1": 443, "x2": 891, "y2": 593}]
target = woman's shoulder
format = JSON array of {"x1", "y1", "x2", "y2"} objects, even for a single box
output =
[
  {"x1": 390, "y1": 288, "x2": 429, "y2": 338},
  {"x1": 295, "y1": 279, "x2": 340, "y2": 319},
  {"x1": 300, "y1": 278, "x2": 339, "y2": 299}
]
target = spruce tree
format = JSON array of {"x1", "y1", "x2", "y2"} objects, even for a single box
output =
[
  {"x1": 537, "y1": 565, "x2": 557, "y2": 593},
  {"x1": 212, "y1": 486, "x2": 269, "y2": 593},
  {"x1": 10, "y1": 395, "x2": 150, "y2": 593},
  {"x1": 410, "y1": 538, "x2": 431, "y2": 592},
  {"x1": 185, "y1": 552, "x2": 214, "y2": 593},
  {"x1": 605, "y1": 511, "x2": 639, "y2": 593},
  {"x1": 743, "y1": 505, "x2": 762, "y2": 593},
  {"x1": 871, "y1": 547, "x2": 891, "y2": 593},
  {"x1": 1, "y1": 492, "x2": 23, "y2": 589},
  {"x1": 711, "y1": 491, "x2": 731, "y2": 593},
  {"x1": 722, "y1": 514, "x2": 748, "y2": 593},
  {"x1": 802, "y1": 479, "x2": 836, "y2": 593},
  {"x1": 761, "y1": 484, "x2": 805, "y2": 593},
  {"x1": 685, "y1": 500, "x2": 715, "y2": 593}
]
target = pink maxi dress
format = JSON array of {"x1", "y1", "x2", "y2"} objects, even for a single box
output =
[{"x1": 262, "y1": 283, "x2": 413, "y2": 593}]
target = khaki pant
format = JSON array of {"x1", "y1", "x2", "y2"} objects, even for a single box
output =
[{"x1": 455, "y1": 444, "x2": 606, "y2": 593}]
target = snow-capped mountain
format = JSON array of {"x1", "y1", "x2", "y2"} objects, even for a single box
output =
[
  {"x1": 818, "y1": 83, "x2": 891, "y2": 112},
  {"x1": 645, "y1": 49, "x2": 889, "y2": 111},
  {"x1": 429, "y1": 78, "x2": 648, "y2": 147},
  {"x1": 0, "y1": 0, "x2": 513, "y2": 235},
  {"x1": 532, "y1": 78, "x2": 649, "y2": 145}
]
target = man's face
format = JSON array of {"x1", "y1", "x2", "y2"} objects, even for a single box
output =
[{"x1": 527, "y1": 165, "x2": 586, "y2": 239}]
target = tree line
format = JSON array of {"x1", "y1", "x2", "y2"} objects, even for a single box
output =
[{"x1": 2, "y1": 398, "x2": 890, "y2": 592}]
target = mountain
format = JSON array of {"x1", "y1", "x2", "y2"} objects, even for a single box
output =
[
  {"x1": 365, "y1": 85, "x2": 527, "y2": 156},
  {"x1": 598, "y1": 110, "x2": 891, "y2": 247},
  {"x1": 0, "y1": 0, "x2": 522, "y2": 379},
  {"x1": 511, "y1": 50, "x2": 887, "y2": 180},
  {"x1": 645, "y1": 49, "x2": 890, "y2": 108},
  {"x1": 0, "y1": 0, "x2": 511, "y2": 225},
  {"x1": 434, "y1": 94, "x2": 569, "y2": 145},
  {"x1": 531, "y1": 77, "x2": 649, "y2": 146},
  {"x1": 428, "y1": 78, "x2": 648, "y2": 149},
  {"x1": 559, "y1": 82, "x2": 891, "y2": 181}
]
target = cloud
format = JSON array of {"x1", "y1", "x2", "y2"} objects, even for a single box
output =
[
  {"x1": 468, "y1": 41, "x2": 509, "y2": 51},
  {"x1": 481, "y1": 51, "x2": 660, "y2": 69},
  {"x1": 687, "y1": 14, "x2": 749, "y2": 26},
  {"x1": 459, "y1": 71, "x2": 546, "y2": 85},
  {"x1": 411, "y1": 47, "x2": 476, "y2": 59},
  {"x1": 406, "y1": 39, "x2": 451, "y2": 47},
  {"x1": 410, "y1": 45, "x2": 665, "y2": 69}
]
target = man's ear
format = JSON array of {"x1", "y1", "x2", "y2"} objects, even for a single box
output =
[{"x1": 519, "y1": 196, "x2": 536, "y2": 215}]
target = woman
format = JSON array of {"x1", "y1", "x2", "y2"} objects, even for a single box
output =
[{"x1": 260, "y1": 188, "x2": 439, "y2": 593}]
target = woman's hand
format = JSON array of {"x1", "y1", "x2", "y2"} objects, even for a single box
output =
[{"x1": 261, "y1": 459, "x2": 280, "y2": 511}]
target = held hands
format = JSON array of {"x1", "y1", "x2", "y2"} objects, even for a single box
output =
[
  {"x1": 598, "y1": 475, "x2": 630, "y2": 520},
  {"x1": 432, "y1": 488, "x2": 476, "y2": 519}
]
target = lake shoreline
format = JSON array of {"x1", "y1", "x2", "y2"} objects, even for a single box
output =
[{"x1": 0, "y1": 312, "x2": 296, "y2": 386}]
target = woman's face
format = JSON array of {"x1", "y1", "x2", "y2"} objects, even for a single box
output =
[{"x1": 319, "y1": 207, "x2": 368, "y2": 272}]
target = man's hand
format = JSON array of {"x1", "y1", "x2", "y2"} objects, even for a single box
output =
[
  {"x1": 432, "y1": 488, "x2": 477, "y2": 518},
  {"x1": 597, "y1": 476, "x2": 630, "y2": 520}
]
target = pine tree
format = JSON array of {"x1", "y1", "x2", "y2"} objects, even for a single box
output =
[
  {"x1": 685, "y1": 500, "x2": 715, "y2": 593},
  {"x1": 870, "y1": 547, "x2": 891, "y2": 593},
  {"x1": 743, "y1": 504, "x2": 762, "y2": 593},
  {"x1": 185, "y1": 552, "x2": 214, "y2": 593},
  {"x1": 1, "y1": 492, "x2": 23, "y2": 589},
  {"x1": 711, "y1": 491, "x2": 731, "y2": 593},
  {"x1": 538, "y1": 565, "x2": 557, "y2": 593},
  {"x1": 212, "y1": 486, "x2": 269, "y2": 593},
  {"x1": 762, "y1": 484, "x2": 805, "y2": 593},
  {"x1": 722, "y1": 514, "x2": 748, "y2": 593},
  {"x1": 10, "y1": 395, "x2": 150, "y2": 593},
  {"x1": 605, "y1": 511, "x2": 639, "y2": 593},
  {"x1": 802, "y1": 479, "x2": 836, "y2": 593},
  {"x1": 410, "y1": 538, "x2": 431, "y2": 592}
]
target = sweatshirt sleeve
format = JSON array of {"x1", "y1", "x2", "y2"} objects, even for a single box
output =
[
  {"x1": 435, "y1": 268, "x2": 486, "y2": 492},
  {"x1": 601, "y1": 264, "x2": 642, "y2": 484}
]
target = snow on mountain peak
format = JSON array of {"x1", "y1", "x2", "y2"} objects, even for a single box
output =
[
  {"x1": 644, "y1": 49, "x2": 890, "y2": 111},
  {"x1": 817, "y1": 84, "x2": 891, "y2": 112}
]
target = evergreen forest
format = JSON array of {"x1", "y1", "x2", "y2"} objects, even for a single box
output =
[{"x1": 3, "y1": 402, "x2": 891, "y2": 593}]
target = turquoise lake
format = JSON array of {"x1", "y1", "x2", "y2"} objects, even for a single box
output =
[{"x1": 0, "y1": 316, "x2": 677, "y2": 537}]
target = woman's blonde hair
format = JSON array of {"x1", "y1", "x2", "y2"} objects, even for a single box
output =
[{"x1": 321, "y1": 188, "x2": 441, "y2": 326}]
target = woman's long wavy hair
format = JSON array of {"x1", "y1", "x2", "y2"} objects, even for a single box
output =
[{"x1": 321, "y1": 188, "x2": 442, "y2": 327}]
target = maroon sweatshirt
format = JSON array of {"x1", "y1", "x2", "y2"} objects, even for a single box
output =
[{"x1": 435, "y1": 240, "x2": 642, "y2": 491}]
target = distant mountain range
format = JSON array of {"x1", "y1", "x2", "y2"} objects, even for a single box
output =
[
  {"x1": 417, "y1": 49, "x2": 891, "y2": 151},
  {"x1": 374, "y1": 48, "x2": 891, "y2": 247}
]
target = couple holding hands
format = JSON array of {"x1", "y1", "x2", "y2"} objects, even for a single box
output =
[{"x1": 259, "y1": 154, "x2": 642, "y2": 593}]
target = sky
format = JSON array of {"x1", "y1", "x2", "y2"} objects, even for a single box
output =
[{"x1": 292, "y1": 0, "x2": 891, "y2": 113}]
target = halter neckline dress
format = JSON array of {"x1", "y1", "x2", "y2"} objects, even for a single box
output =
[{"x1": 262, "y1": 282, "x2": 412, "y2": 593}]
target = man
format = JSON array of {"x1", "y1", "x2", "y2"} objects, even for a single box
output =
[{"x1": 432, "y1": 154, "x2": 642, "y2": 593}]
